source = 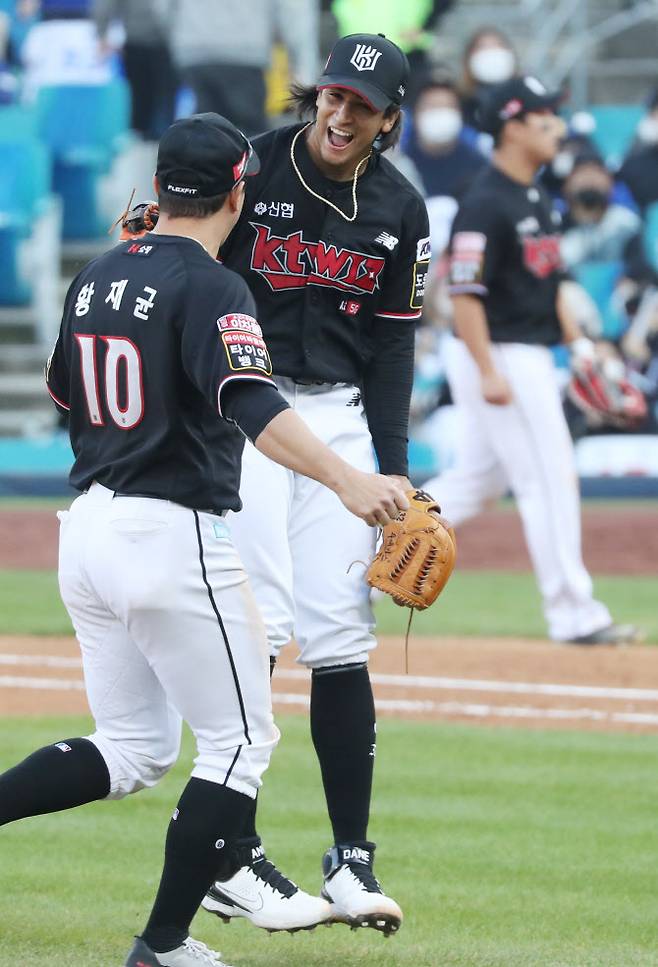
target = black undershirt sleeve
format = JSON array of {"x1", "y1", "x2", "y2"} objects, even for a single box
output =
[
  {"x1": 221, "y1": 379, "x2": 290, "y2": 443},
  {"x1": 362, "y1": 319, "x2": 415, "y2": 477}
]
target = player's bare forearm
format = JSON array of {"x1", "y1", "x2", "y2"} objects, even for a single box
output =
[
  {"x1": 556, "y1": 280, "x2": 587, "y2": 344},
  {"x1": 452, "y1": 294, "x2": 512, "y2": 405},
  {"x1": 451, "y1": 294, "x2": 496, "y2": 375},
  {"x1": 254, "y1": 408, "x2": 408, "y2": 526}
]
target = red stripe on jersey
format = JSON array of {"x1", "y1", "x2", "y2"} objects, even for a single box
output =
[
  {"x1": 374, "y1": 310, "x2": 422, "y2": 320},
  {"x1": 46, "y1": 383, "x2": 70, "y2": 411}
]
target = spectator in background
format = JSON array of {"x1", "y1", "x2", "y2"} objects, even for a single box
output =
[
  {"x1": 561, "y1": 153, "x2": 644, "y2": 272},
  {"x1": 619, "y1": 87, "x2": 658, "y2": 214},
  {"x1": 401, "y1": 73, "x2": 486, "y2": 201},
  {"x1": 459, "y1": 26, "x2": 517, "y2": 130},
  {"x1": 93, "y1": 0, "x2": 177, "y2": 140},
  {"x1": 330, "y1": 0, "x2": 456, "y2": 103},
  {"x1": 169, "y1": 0, "x2": 319, "y2": 136},
  {"x1": 21, "y1": 0, "x2": 110, "y2": 100}
]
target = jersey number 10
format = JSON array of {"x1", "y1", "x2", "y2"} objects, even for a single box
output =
[{"x1": 75, "y1": 334, "x2": 144, "y2": 430}]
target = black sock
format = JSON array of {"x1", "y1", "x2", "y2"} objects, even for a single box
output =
[
  {"x1": 237, "y1": 657, "x2": 275, "y2": 846},
  {"x1": 0, "y1": 737, "x2": 110, "y2": 825},
  {"x1": 142, "y1": 777, "x2": 250, "y2": 953},
  {"x1": 310, "y1": 663, "x2": 376, "y2": 844}
]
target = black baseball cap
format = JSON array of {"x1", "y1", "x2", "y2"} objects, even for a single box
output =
[
  {"x1": 478, "y1": 76, "x2": 562, "y2": 135},
  {"x1": 156, "y1": 112, "x2": 260, "y2": 198},
  {"x1": 317, "y1": 33, "x2": 410, "y2": 112}
]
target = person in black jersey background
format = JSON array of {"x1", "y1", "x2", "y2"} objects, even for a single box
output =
[
  {"x1": 0, "y1": 113, "x2": 408, "y2": 967},
  {"x1": 421, "y1": 77, "x2": 639, "y2": 647}
]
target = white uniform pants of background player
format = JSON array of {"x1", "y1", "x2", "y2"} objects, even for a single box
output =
[
  {"x1": 58, "y1": 482, "x2": 278, "y2": 800},
  {"x1": 424, "y1": 337, "x2": 611, "y2": 641},
  {"x1": 229, "y1": 379, "x2": 377, "y2": 667}
]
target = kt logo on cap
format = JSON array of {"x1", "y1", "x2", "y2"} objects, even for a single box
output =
[{"x1": 350, "y1": 43, "x2": 383, "y2": 72}]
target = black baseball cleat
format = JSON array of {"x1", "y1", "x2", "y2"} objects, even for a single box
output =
[
  {"x1": 321, "y1": 842, "x2": 403, "y2": 936},
  {"x1": 124, "y1": 935, "x2": 231, "y2": 966},
  {"x1": 567, "y1": 623, "x2": 642, "y2": 646},
  {"x1": 202, "y1": 838, "x2": 331, "y2": 932}
]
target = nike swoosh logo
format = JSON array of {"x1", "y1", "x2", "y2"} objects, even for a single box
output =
[{"x1": 211, "y1": 885, "x2": 265, "y2": 913}]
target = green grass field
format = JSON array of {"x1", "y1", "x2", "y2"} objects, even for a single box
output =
[
  {"x1": 2, "y1": 567, "x2": 657, "y2": 642},
  {"x1": 2, "y1": 501, "x2": 657, "y2": 965},
  {"x1": 1, "y1": 716, "x2": 658, "y2": 967}
]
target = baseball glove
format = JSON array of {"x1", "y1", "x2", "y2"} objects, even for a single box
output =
[
  {"x1": 568, "y1": 355, "x2": 647, "y2": 430},
  {"x1": 109, "y1": 190, "x2": 160, "y2": 240},
  {"x1": 367, "y1": 489, "x2": 456, "y2": 610}
]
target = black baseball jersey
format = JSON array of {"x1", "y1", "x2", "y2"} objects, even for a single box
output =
[
  {"x1": 448, "y1": 165, "x2": 563, "y2": 346},
  {"x1": 220, "y1": 122, "x2": 430, "y2": 473},
  {"x1": 46, "y1": 234, "x2": 282, "y2": 512}
]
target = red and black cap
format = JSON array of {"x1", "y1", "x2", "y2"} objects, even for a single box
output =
[
  {"x1": 478, "y1": 76, "x2": 563, "y2": 135},
  {"x1": 156, "y1": 112, "x2": 260, "y2": 198},
  {"x1": 317, "y1": 33, "x2": 410, "y2": 112}
]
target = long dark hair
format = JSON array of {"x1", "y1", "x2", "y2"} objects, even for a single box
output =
[{"x1": 288, "y1": 83, "x2": 403, "y2": 153}]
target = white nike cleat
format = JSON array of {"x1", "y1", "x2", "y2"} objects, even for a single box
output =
[
  {"x1": 322, "y1": 842, "x2": 403, "y2": 936},
  {"x1": 202, "y1": 841, "x2": 332, "y2": 933},
  {"x1": 124, "y1": 935, "x2": 232, "y2": 966}
]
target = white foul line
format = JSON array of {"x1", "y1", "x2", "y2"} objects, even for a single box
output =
[
  {"x1": 1, "y1": 676, "x2": 658, "y2": 726},
  {"x1": 2, "y1": 656, "x2": 658, "y2": 728}
]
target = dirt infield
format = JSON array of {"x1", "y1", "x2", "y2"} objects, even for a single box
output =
[
  {"x1": 2, "y1": 503, "x2": 657, "y2": 573},
  {"x1": 3, "y1": 633, "x2": 658, "y2": 734}
]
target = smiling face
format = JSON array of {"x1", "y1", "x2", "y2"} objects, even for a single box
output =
[{"x1": 306, "y1": 88, "x2": 398, "y2": 181}]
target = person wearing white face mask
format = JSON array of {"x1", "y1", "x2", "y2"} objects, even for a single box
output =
[
  {"x1": 402, "y1": 75, "x2": 486, "y2": 202},
  {"x1": 619, "y1": 87, "x2": 658, "y2": 214},
  {"x1": 460, "y1": 27, "x2": 518, "y2": 129}
]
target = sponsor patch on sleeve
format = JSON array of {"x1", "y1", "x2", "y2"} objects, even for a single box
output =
[
  {"x1": 410, "y1": 259, "x2": 429, "y2": 309},
  {"x1": 217, "y1": 314, "x2": 272, "y2": 374},
  {"x1": 449, "y1": 231, "x2": 487, "y2": 287},
  {"x1": 416, "y1": 236, "x2": 431, "y2": 261}
]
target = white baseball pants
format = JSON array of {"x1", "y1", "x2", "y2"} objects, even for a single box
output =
[
  {"x1": 228, "y1": 379, "x2": 378, "y2": 668},
  {"x1": 423, "y1": 337, "x2": 611, "y2": 641},
  {"x1": 58, "y1": 482, "x2": 279, "y2": 800}
]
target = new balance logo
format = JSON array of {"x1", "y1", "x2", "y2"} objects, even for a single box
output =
[
  {"x1": 347, "y1": 391, "x2": 362, "y2": 407},
  {"x1": 350, "y1": 43, "x2": 383, "y2": 72},
  {"x1": 374, "y1": 232, "x2": 399, "y2": 251}
]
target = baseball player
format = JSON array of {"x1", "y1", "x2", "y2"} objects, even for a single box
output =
[
  {"x1": 422, "y1": 77, "x2": 638, "y2": 645},
  {"x1": 200, "y1": 34, "x2": 430, "y2": 936},
  {"x1": 0, "y1": 114, "x2": 408, "y2": 967}
]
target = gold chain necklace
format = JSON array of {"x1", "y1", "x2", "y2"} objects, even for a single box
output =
[{"x1": 290, "y1": 122, "x2": 371, "y2": 223}]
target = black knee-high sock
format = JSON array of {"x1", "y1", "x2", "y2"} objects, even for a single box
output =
[
  {"x1": 310, "y1": 663, "x2": 376, "y2": 844},
  {"x1": 237, "y1": 655, "x2": 276, "y2": 846},
  {"x1": 0, "y1": 738, "x2": 110, "y2": 825},
  {"x1": 142, "y1": 777, "x2": 250, "y2": 953}
]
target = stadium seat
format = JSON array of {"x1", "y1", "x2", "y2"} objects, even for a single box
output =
[
  {"x1": 642, "y1": 201, "x2": 658, "y2": 272},
  {"x1": 35, "y1": 79, "x2": 131, "y2": 238},
  {"x1": 588, "y1": 105, "x2": 645, "y2": 169},
  {"x1": 571, "y1": 260, "x2": 627, "y2": 340}
]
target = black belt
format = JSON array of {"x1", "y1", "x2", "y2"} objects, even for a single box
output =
[{"x1": 112, "y1": 491, "x2": 227, "y2": 517}]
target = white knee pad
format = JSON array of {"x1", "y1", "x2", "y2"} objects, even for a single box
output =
[{"x1": 87, "y1": 728, "x2": 182, "y2": 800}]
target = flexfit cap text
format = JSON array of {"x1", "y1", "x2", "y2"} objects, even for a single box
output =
[
  {"x1": 156, "y1": 112, "x2": 260, "y2": 198},
  {"x1": 317, "y1": 33, "x2": 410, "y2": 112}
]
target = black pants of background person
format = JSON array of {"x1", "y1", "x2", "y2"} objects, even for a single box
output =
[
  {"x1": 123, "y1": 42, "x2": 178, "y2": 140},
  {"x1": 183, "y1": 63, "x2": 267, "y2": 137}
]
